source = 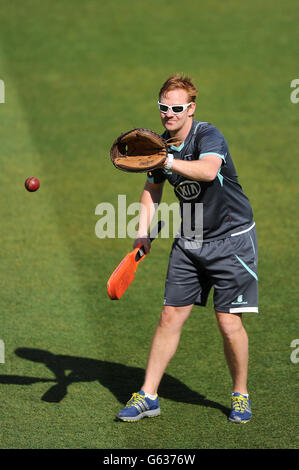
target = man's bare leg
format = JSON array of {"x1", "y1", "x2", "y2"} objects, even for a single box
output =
[
  {"x1": 215, "y1": 311, "x2": 249, "y2": 394},
  {"x1": 141, "y1": 305, "x2": 193, "y2": 395}
]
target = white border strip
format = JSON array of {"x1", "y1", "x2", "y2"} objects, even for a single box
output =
[
  {"x1": 199, "y1": 152, "x2": 226, "y2": 161},
  {"x1": 231, "y1": 222, "x2": 255, "y2": 237},
  {"x1": 229, "y1": 307, "x2": 259, "y2": 313}
]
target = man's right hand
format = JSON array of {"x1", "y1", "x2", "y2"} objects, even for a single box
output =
[{"x1": 133, "y1": 236, "x2": 152, "y2": 254}]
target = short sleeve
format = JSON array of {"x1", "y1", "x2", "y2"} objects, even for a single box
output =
[{"x1": 197, "y1": 126, "x2": 227, "y2": 162}]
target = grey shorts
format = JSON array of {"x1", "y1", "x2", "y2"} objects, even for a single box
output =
[{"x1": 163, "y1": 224, "x2": 258, "y2": 313}]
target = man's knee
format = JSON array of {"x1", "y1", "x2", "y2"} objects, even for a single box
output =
[
  {"x1": 159, "y1": 305, "x2": 193, "y2": 329},
  {"x1": 216, "y1": 312, "x2": 244, "y2": 338},
  {"x1": 159, "y1": 306, "x2": 176, "y2": 328}
]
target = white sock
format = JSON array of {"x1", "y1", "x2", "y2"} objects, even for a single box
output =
[
  {"x1": 232, "y1": 392, "x2": 249, "y2": 398},
  {"x1": 143, "y1": 392, "x2": 157, "y2": 400}
]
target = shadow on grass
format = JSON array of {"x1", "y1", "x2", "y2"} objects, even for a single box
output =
[{"x1": 0, "y1": 347, "x2": 229, "y2": 416}]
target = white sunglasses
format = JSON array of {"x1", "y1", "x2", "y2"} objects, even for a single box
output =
[{"x1": 158, "y1": 101, "x2": 193, "y2": 114}]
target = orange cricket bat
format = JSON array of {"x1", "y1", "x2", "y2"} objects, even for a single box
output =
[{"x1": 107, "y1": 221, "x2": 164, "y2": 300}]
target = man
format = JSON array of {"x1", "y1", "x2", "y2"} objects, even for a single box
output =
[{"x1": 116, "y1": 74, "x2": 258, "y2": 424}]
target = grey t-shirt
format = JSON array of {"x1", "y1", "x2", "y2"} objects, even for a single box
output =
[{"x1": 147, "y1": 120, "x2": 254, "y2": 240}]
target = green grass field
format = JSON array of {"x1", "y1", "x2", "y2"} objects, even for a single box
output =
[{"x1": 0, "y1": 0, "x2": 298, "y2": 450}]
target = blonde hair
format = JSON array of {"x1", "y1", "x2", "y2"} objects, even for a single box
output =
[{"x1": 159, "y1": 74, "x2": 198, "y2": 102}]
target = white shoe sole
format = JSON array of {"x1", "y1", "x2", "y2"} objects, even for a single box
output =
[{"x1": 117, "y1": 408, "x2": 161, "y2": 422}]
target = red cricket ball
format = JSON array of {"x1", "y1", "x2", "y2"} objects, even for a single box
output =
[{"x1": 25, "y1": 177, "x2": 40, "y2": 192}]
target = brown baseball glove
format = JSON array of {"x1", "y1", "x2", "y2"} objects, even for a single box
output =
[{"x1": 110, "y1": 128, "x2": 179, "y2": 173}]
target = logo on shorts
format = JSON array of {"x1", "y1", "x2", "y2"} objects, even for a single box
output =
[
  {"x1": 232, "y1": 294, "x2": 248, "y2": 305},
  {"x1": 174, "y1": 180, "x2": 201, "y2": 201}
]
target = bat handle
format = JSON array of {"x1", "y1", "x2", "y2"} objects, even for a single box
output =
[
  {"x1": 149, "y1": 220, "x2": 164, "y2": 242},
  {"x1": 135, "y1": 220, "x2": 164, "y2": 262}
]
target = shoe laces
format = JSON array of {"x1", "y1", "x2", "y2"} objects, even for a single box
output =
[
  {"x1": 231, "y1": 395, "x2": 248, "y2": 413},
  {"x1": 126, "y1": 392, "x2": 145, "y2": 408}
]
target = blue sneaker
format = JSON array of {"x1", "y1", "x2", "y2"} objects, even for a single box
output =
[
  {"x1": 229, "y1": 392, "x2": 252, "y2": 423},
  {"x1": 116, "y1": 390, "x2": 160, "y2": 422}
]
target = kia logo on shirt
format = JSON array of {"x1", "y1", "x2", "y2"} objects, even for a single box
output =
[{"x1": 174, "y1": 180, "x2": 201, "y2": 200}]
